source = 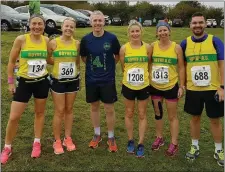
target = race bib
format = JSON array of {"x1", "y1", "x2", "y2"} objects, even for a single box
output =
[
  {"x1": 191, "y1": 65, "x2": 211, "y2": 86},
  {"x1": 59, "y1": 62, "x2": 76, "y2": 79},
  {"x1": 27, "y1": 60, "x2": 46, "y2": 77},
  {"x1": 127, "y1": 68, "x2": 144, "y2": 86},
  {"x1": 152, "y1": 66, "x2": 169, "y2": 84}
]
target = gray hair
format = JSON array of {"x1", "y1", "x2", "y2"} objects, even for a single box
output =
[
  {"x1": 90, "y1": 10, "x2": 105, "y2": 21},
  {"x1": 29, "y1": 14, "x2": 45, "y2": 25}
]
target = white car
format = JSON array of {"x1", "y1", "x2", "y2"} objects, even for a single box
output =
[
  {"x1": 206, "y1": 19, "x2": 217, "y2": 28},
  {"x1": 15, "y1": 6, "x2": 68, "y2": 28}
]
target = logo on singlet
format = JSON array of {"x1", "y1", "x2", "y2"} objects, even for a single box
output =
[{"x1": 103, "y1": 42, "x2": 111, "y2": 50}]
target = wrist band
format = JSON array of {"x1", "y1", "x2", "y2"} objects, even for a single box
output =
[
  {"x1": 8, "y1": 77, "x2": 14, "y2": 84},
  {"x1": 220, "y1": 85, "x2": 224, "y2": 89}
]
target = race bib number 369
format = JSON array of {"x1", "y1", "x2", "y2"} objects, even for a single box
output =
[
  {"x1": 191, "y1": 65, "x2": 211, "y2": 86},
  {"x1": 151, "y1": 66, "x2": 169, "y2": 84},
  {"x1": 27, "y1": 60, "x2": 46, "y2": 77},
  {"x1": 127, "y1": 68, "x2": 144, "y2": 86},
  {"x1": 59, "y1": 62, "x2": 76, "y2": 79}
]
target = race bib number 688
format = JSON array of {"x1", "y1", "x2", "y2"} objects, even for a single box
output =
[{"x1": 191, "y1": 65, "x2": 211, "y2": 86}]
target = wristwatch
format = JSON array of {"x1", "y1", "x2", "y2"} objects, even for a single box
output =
[{"x1": 220, "y1": 85, "x2": 224, "y2": 89}]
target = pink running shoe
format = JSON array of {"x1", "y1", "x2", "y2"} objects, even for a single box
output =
[
  {"x1": 151, "y1": 137, "x2": 165, "y2": 151},
  {"x1": 53, "y1": 140, "x2": 64, "y2": 155},
  {"x1": 165, "y1": 143, "x2": 178, "y2": 157},
  {"x1": 63, "y1": 137, "x2": 76, "y2": 151},
  {"x1": 1, "y1": 147, "x2": 12, "y2": 164},
  {"x1": 31, "y1": 142, "x2": 41, "y2": 158}
]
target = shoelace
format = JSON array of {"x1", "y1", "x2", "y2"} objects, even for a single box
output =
[
  {"x1": 190, "y1": 145, "x2": 197, "y2": 153},
  {"x1": 2, "y1": 148, "x2": 11, "y2": 155},
  {"x1": 93, "y1": 135, "x2": 100, "y2": 142},
  {"x1": 33, "y1": 143, "x2": 40, "y2": 150},
  {"x1": 168, "y1": 144, "x2": 175, "y2": 152},
  {"x1": 138, "y1": 145, "x2": 144, "y2": 151},
  {"x1": 217, "y1": 150, "x2": 224, "y2": 159},
  {"x1": 153, "y1": 138, "x2": 162, "y2": 146},
  {"x1": 128, "y1": 141, "x2": 134, "y2": 147},
  {"x1": 109, "y1": 138, "x2": 115, "y2": 146}
]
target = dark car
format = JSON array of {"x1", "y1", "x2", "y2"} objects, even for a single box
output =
[
  {"x1": 111, "y1": 17, "x2": 123, "y2": 26},
  {"x1": 40, "y1": 4, "x2": 89, "y2": 27},
  {"x1": 1, "y1": 4, "x2": 29, "y2": 31},
  {"x1": 172, "y1": 19, "x2": 183, "y2": 27}
]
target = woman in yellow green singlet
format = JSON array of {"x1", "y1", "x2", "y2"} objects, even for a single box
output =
[
  {"x1": 1, "y1": 14, "x2": 50, "y2": 164},
  {"x1": 120, "y1": 20, "x2": 151, "y2": 158},
  {"x1": 48, "y1": 17, "x2": 80, "y2": 155},
  {"x1": 149, "y1": 21, "x2": 185, "y2": 157}
]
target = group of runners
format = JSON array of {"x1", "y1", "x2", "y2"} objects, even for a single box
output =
[{"x1": 1, "y1": 10, "x2": 224, "y2": 167}]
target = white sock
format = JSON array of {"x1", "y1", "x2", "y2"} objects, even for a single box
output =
[
  {"x1": 108, "y1": 131, "x2": 114, "y2": 138},
  {"x1": 94, "y1": 127, "x2": 100, "y2": 136},
  {"x1": 215, "y1": 143, "x2": 222, "y2": 152},
  {"x1": 34, "y1": 138, "x2": 40, "y2": 143},
  {"x1": 4, "y1": 144, "x2": 11, "y2": 149},
  {"x1": 192, "y1": 139, "x2": 199, "y2": 150}
]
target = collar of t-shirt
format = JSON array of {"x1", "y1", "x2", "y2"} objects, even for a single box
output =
[{"x1": 191, "y1": 34, "x2": 208, "y2": 43}]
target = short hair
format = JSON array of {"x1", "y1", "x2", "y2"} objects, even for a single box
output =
[
  {"x1": 90, "y1": 10, "x2": 105, "y2": 21},
  {"x1": 29, "y1": 14, "x2": 45, "y2": 25},
  {"x1": 127, "y1": 20, "x2": 143, "y2": 33},
  {"x1": 192, "y1": 12, "x2": 205, "y2": 19},
  {"x1": 62, "y1": 17, "x2": 76, "y2": 26}
]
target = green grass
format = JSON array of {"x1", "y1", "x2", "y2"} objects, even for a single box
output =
[{"x1": 1, "y1": 26, "x2": 224, "y2": 171}]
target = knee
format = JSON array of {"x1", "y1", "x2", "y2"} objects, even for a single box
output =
[
  {"x1": 105, "y1": 107, "x2": 114, "y2": 115},
  {"x1": 35, "y1": 110, "x2": 45, "y2": 117},
  {"x1": 191, "y1": 116, "x2": 201, "y2": 123},
  {"x1": 138, "y1": 110, "x2": 146, "y2": 120},
  {"x1": 65, "y1": 106, "x2": 73, "y2": 115},
  {"x1": 55, "y1": 107, "x2": 65, "y2": 118},
  {"x1": 91, "y1": 104, "x2": 99, "y2": 112},
  {"x1": 126, "y1": 109, "x2": 134, "y2": 119},
  {"x1": 210, "y1": 118, "x2": 220, "y2": 125},
  {"x1": 168, "y1": 114, "x2": 177, "y2": 122},
  {"x1": 9, "y1": 113, "x2": 21, "y2": 122}
]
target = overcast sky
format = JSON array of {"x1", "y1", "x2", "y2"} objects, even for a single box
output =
[{"x1": 130, "y1": 1, "x2": 224, "y2": 8}]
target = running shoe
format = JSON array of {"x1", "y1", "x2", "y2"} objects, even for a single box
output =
[
  {"x1": 31, "y1": 142, "x2": 41, "y2": 158},
  {"x1": 151, "y1": 137, "x2": 164, "y2": 151},
  {"x1": 214, "y1": 149, "x2": 224, "y2": 167},
  {"x1": 89, "y1": 135, "x2": 102, "y2": 149},
  {"x1": 63, "y1": 137, "x2": 76, "y2": 151}
]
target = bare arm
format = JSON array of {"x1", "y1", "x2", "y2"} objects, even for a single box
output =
[
  {"x1": 76, "y1": 40, "x2": 81, "y2": 73},
  {"x1": 47, "y1": 39, "x2": 56, "y2": 65},
  {"x1": 218, "y1": 60, "x2": 224, "y2": 86},
  {"x1": 119, "y1": 45, "x2": 125, "y2": 73},
  {"x1": 148, "y1": 43, "x2": 154, "y2": 81},
  {"x1": 8, "y1": 35, "x2": 23, "y2": 78},
  {"x1": 114, "y1": 55, "x2": 120, "y2": 64},
  {"x1": 175, "y1": 44, "x2": 185, "y2": 88},
  {"x1": 81, "y1": 56, "x2": 86, "y2": 64}
]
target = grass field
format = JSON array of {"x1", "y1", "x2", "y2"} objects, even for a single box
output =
[{"x1": 1, "y1": 26, "x2": 224, "y2": 171}]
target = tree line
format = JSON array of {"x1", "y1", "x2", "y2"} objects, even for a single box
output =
[{"x1": 2, "y1": 1, "x2": 224, "y2": 25}]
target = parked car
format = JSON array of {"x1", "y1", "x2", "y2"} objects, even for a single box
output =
[
  {"x1": 40, "y1": 4, "x2": 89, "y2": 27},
  {"x1": 220, "y1": 19, "x2": 224, "y2": 28},
  {"x1": 1, "y1": 4, "x2": 29, "y2": 31},
  {"x1": 143, "y1": 20, "x2": 152, "y2": 27},
  {"x1": 172, "y1": 19, "x2": 183, "y2": 27},
  {"x1": 73, "y1": 10, "x2": 90, "y2": 26},
  {"x1": 15, "y1": 6, "x2": 68, "y2": 28},
  {"x1": 111, "y1": 17, "x2": 123, "y2": 26},
  {"x1": 207, "y1": 19, "x2": 217, "y2": 28}
]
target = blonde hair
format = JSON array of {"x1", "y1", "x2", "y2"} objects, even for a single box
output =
[
  {"x1": 127, "y1": 20, "x2": 143, "y2": 36},
  {"x1": 62, "y1": 17, "x2": 76, "y2": 26},
  {"x1": 90, "y1": 10, "x2": 105, "y2": 21}
]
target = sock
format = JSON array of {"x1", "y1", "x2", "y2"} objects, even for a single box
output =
[
  {"x1": 108, "y1": 131, "x2": 114, "y2": 138},
  {"x1": 215, "y1": 143, "x2": 222, "y2": 152},
  {"x1": 4, "y1": 144, "x2": 11, "y2": 149},
  {"x1": 34, "y1": 138, "x2": 40, "y2": 143},
  {"x1": 192, "y1": 139, "x2": 199, "y2": 150},
  {"x1": 94, "y1": 127, "x2": 100, "y2": 136}
]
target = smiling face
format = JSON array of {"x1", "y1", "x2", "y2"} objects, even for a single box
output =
[
  {"x1": 190, "y1": 16, "x2": 206, "y2": 37},
  {"x1": 61, "y1": 19, "x2": 75, "y2": 37},
  {"x1": 128, "y1": 24, "x2": 142, "y2": 41},
  {"x1": 29, "y1": 17, "x2": 45, "y2": 35},
  {"x1": 157, "y1": 26, "x2": 170, "y2": 39},
  {"x1": 91, "y1": 14, "x2": 105, "y2": 33}
]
